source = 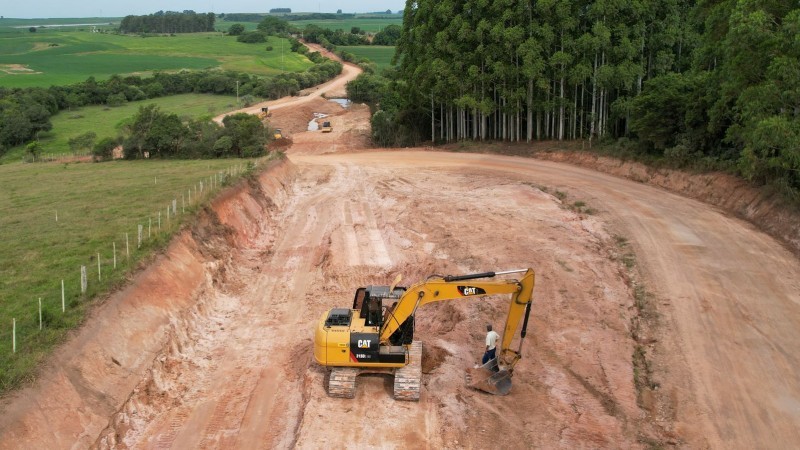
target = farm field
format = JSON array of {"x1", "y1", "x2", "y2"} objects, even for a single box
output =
[
  {"x1": 0, "y1": 18, "x2": 121, "y2": 32},
  {"x1": 0, "y1": 30, "x2": 311, "y2": 88},
  {"x1": 290, "y1": 17, "x2": 402, "y2": 32},
  {"x1": 0, "y1": 93, "x2": 240, "y2": 163},
  {"x1": 339, "y1": 45, "x2": 395, "y2": 70},
  {"x1": 0, "y1": 156, "x2": 263, "y2": 391}
]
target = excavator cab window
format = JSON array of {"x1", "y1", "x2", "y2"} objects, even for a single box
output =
[{"x1": 364, "y1": 297, "x2": 382, "y2": 327}]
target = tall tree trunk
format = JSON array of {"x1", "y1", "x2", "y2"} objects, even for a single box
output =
[
  {"x1": 590, "y1": 52, "x2": 598, "y2": 145},
  {"x1": 579, "y1": 83, "x2": 585, "y2": 139},
  {"x1": 559, "y1": 74, "x2": 565, "y2": 141},
  {"x1": 572, "y1": 84, "x2": 578, "y2": 139},
  {"x1": 527, "y1": 79, "x2": 533, "y2": 142},
  {"x1": 536, "y1": 110, "x2": 541, "y2": 140},
  {"x1": 545, "y1": 84, "x2": 550, "y2": 139},
  {"x1": 431, "y1": 94, "x2": 435, "y2": 143},
  {"x1": 440, "y1": 103, "x2": 444, "y2": 142}
]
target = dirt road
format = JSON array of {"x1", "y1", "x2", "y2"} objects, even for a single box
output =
[
  {"x1": 78, "y1": 146, "x2": 799, "y2": 449},
  {"x1": 212, "y1": 43, "x2": 361, "y2": 125},
  {"x1": 2, "y1": 44, "x2": 799, "y2": 450},
  {"x1": 289, "y1": 151, "x2": 800, "y2": 449}
]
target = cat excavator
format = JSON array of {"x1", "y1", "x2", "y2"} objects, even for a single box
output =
[{"x1": 313, "y1": 268, "x2": 535, "y2": 400}]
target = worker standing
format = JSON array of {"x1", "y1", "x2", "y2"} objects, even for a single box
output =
[{"x1": 482, "y1": 324, "x2": 500, "y2": 365}]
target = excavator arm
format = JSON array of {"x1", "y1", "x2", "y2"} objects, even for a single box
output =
[{"x1": 380, "y1": 269, "x2": 535, "y2": 370}]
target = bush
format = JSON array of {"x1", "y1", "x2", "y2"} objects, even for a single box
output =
[
  {"x1": 107, "y1": 93, "x2": 127, "y2": 107},
  {"x1": 93, "y1": 137, "x2": 118, "y2": 161},
  {"x1": 228, "y1": 23, "x2": 245, "y2": 36},
  {"x1": 237, "y1": 32, "x2": 267, "y2": 43}
]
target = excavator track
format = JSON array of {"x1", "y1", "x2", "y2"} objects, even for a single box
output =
[
  {"x1": 328, "y1": 367, "x2": 359, "y2": 398},
  {"x1": 393, "y1": 341, "x2": 422, "y2": 401}
]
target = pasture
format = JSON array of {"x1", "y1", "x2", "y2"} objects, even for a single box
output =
[
  {"x1": 290, "y1": 17, "x2": 402, "y2": 32},
  {"x1": 0, "y1": 17, "x2": 121, "y2": 32},
  {"x1": 0, "y1": 156, "x2": 265, "y2": 391},
  {"x1": 0, "y1": 30, "x2": 312, "y2": 88},
  {"x1": 0, "y1": 94, "x2": 241, "y2": 163},
  {"x1": 339, "y1": 45, "x2": 396, "y2": 70}
]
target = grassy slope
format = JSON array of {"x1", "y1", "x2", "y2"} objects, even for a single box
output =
[
  {"x1": 338, "y1": 45, "x2": 395, "y2": 70},
  {"x1": 0, "y1": 157, "x2": 263, "y2": 390},
  {"x1": 0, "y1": 94, "x2": 241, "y2": 162},
  {"x1": 0, "y1": 30, "x2": 311, "y2": 88}
]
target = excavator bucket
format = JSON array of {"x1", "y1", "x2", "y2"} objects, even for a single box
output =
[{"x1": 465, "y1": 358, "x2": 512, "y2": 395}]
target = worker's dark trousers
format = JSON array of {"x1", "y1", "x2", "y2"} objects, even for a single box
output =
[{"x1": 482, "y1": 348, "x2": 496, "y2": 365}]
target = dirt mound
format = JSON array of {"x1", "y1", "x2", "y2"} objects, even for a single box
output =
[{"x1": 422, "y1": 343, "x2": 450, "y2": 374}]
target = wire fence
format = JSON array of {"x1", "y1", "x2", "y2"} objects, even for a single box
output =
[{"x1": 4, "y1": 163, "x2": 251, "y2": 357}]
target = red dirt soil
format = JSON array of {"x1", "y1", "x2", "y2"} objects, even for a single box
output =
[{"x1": 2, "y1": 46, "x2": 800, "y2": 450}]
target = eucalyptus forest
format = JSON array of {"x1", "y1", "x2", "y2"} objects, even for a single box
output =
[{"x1": 360, "y1": 0, "x2": 799, "y2": 196}]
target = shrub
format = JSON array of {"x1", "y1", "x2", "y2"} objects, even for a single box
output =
[{"x1": 237, "y1": 32, "x2": 267, "y2": 44}]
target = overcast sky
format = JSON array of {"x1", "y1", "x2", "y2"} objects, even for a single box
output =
[{"x1": 2, "y1": 1, "x2": 406, "y2": 19}]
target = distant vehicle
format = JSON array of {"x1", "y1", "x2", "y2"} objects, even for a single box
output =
[
  {"x1": 273, "y1": 128, "x2": 283, "y2": 139},
  {"x1": 321, "y1": 121, "x2": 332, "y2": 133},
  {"x1": 258, "y1": 107, "x2": 272, "y2": 119}
]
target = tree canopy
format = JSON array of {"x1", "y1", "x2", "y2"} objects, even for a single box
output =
[
  {"x1": 360, "y1": 0, "x2": 800, "y2": 196},
  {"x1": 120, "y1": 11, "x2": 215, "y2": 34}
]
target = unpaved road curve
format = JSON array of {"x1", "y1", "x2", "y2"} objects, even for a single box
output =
[
  {"x1": 212, "y1": 43, "x2": 361, "y2": 125},
  {"x1": 292, "y1": 151, "x2": 800, "y2": 449}
]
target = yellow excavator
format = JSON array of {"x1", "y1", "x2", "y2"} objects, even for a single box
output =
[
  {"x1": 313, "y1": 268, "x2": 535, "y2": 400},
  {"x1": 258, "y1": 107, "x2": 272, "y2": 119}
]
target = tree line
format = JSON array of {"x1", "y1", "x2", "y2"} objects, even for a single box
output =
[
  {"x1": 118, "y1": 105, "x2": 271, "y2": 159},
  {"x1": 120, "y1": 10, "x2": 215, "y2": 34},
  {"x1": 350, "y1": 0, "x2": 799, "y2": 197},
  {"x1": 225, "y1": 15, "x2": 402, "y2": 47},
  {"x1": 0, "y1": 59, "x2": 342, "y2": 157}
]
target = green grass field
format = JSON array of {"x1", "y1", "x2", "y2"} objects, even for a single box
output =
[
  {"x1": 0, "y1": 17, "x2": 121, "y2": 32},
  {"x1": 0, "y1": 30, "x2": 311, "y2": 88},
  {"x1": 0, "y1": 156, "x2": 267, "y2": 392},
  {"x1": 339, "y1": 45, "x2": 396, "y2": 70},
  {"x1": 290, "y1": 17, "x2": 402, "y2": 32},
  {"x1": 0, "y1": 94, "x2": 242, "y2": 163}
]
